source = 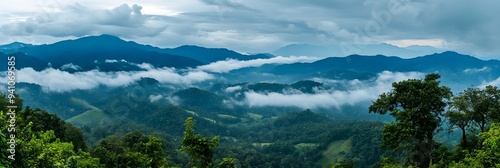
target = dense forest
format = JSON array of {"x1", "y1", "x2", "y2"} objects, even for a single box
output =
[{"x1": 1, "y1": 73, "x2": 500, "y2": 167}]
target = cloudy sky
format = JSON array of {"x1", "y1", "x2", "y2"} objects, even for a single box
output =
[{"x1": 0, "y1": 0, "x2": 498, "y2": 58}]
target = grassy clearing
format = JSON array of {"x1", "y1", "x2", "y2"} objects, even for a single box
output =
[
  {"x1": 67, "y1": 109, "x2": 112, "y2": 126},
  {"x1": 67, "y1": 98, "x2": 113, "y2": 126},
  {"x1": 246, "y1": 113, "x2": 263, "y2": 120},
  {"x1": 183, "y1": 110, "x2": 217, "y2": 123},
  {"x1": 70, "y1": 97, "x2": 98, "y2": 110},
  {"x1": 319, "y1": 138, "x2": 352, "y2": 167},
  {"x1": 295, "y1": 143, "x2": 320, "y2": 149},
  {"x1": 217, "y1": 114, "x2": 238, "y2": 119},
  {"x1": 185, "y1": 110, "x2": 199, "y2": 116},
  {"x1": 251, "y1": 143, "x2": 273, "y2": 147}
]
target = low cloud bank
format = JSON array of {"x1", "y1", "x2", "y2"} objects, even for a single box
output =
[
  {"x1": 1, "y1": 64, "x2": 213, "y2": 92},
  {"x1": 197, "y1": 56, "x2": 320, "y2": 73},
  {"x1": 243, "y1": 71, "x2": 423, "y2": 109},
  {"x1": 2, "y1": 56, "x2": 324, "y2": 92}
]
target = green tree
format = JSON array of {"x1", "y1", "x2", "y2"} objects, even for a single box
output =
[
  {"x1": 23, "y1": 130, "x2": 102, "y2": 168},
  {"x1": 181, "y1": 117, "x2": 220, "y2": 168},
  {"x1": 20, "y1": 107, "x2": 87, "y2": 151},
  {"x1": 218, "y1": 157, "x2": 239, "y2": 168},
  {"x1": 67, "y1": 150, "x2": 102, "y2": 168},
  {"x1": 0, "y1": 110, "x2": 14, "y2": 167},
  {"x1": 446, "y1": 86, "x2": 500, "y2": 150},
  {"x1": 0, "y1": 93, "x2": 23, "y2": 167},
  {"x1": 91, "y1": 131, "x2": 168, "y2": 168},
  {"x1": 446, "y1": 90, "x2": 475, "y2": 148},
  {"x1": 471, "y1": 86, "x2": 500, "y2": 132},
  {"x1": 0, "y1": 94, "x2": 98, "y2": 168},
  {"x1": 369, "y1": 73, "x2": 452, "y2": 167},
  {"x1": 330, "y1": 160, "x2": 354, "y2": 168},
  {"x1": 472, "y1": 122, "x2": 500, "y2": 167},
  {"x1": 448, "y1": 123, "x2": 500, "y2": 167}
]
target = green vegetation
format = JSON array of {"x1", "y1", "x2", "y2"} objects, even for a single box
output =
[
  {"x1": 67, "y1": 98, "x2": 113, "y2": 124},
  {"x1": 369, "y1": 73, "x2": 453, "y2": 167},
  {"x1": 181, "y1": 117, "x2": 220, "y2": 168},
  {"x1": 0, "y1": 94, "x2": 98, "y2": 167},
  {"x1": 1, "y1": 92, "x2": 386, "y2": 167},
  {"x1": 4, "y1": 73, "x2": 499, "y2": 167},
  {"x1": 370, "y1": 74, "x2": 500, "y2": 168},
  {"x1": 320, "y1": 138, "x2": 352, "y2": 166},
  {"x1": 91, "y1": 131, "x2": 168, "y2": 167}
]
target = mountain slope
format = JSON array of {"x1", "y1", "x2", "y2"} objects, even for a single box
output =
[
  {"x1": 273, "y1": 43, "x2": 444, "y2": 58},
  {"x1": 0, "y1": 42, "x2": 34, "y2": 54},
  {"x1": 14, "y1": 35, "x2": 203, "y2": 71},
  {"x1": 163, "y1": 45, "x2": 272, "y2": 64},
  {"x1": 0, "y1": 52, "x2": 48, "y2": 71},
  {"x1": 272, "y1": 51, "x2": 500, "y2": 75},
  {"x1": 0, "y1": 35, "x2": 274, "y2": 71}
]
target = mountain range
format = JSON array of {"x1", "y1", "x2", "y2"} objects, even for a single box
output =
[
  {"x1": 272, "y1": 43, "x2": 445, "y2": 58},
  {"x1": 0, "y1": 34, "x2": 497, "y2": 73},
  {"x1": 0, "y1": 34, "x2": 270, "y2": 72},
  {"x1": 1, "y1": 35, "x2": 499, "y2": 167},
  {"x1": 1, "y1": 34, "x2": 500, "y2": 120}
]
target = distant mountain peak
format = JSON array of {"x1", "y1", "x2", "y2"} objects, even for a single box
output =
[
  {"x1": 98, "y1": 34, "x2": 119, "y2": 38},
  {"x1": 174, "y1": 45, "x2": 231, "y2": 51},
  {"x1": 0, "y1": 42, "x2": 34, "y2": 50},
  {"x1": 425, "y1": 51, "x2": 469, "y2": 58},
  {"x1": 440, "y1": 51, "x2": 460, "y2": 55},
  {"x1": 77, "y1": 34, "x2": 126, "y2": 43}
]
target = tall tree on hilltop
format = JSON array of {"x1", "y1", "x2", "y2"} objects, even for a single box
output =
[{"x1": 369, "y1": 73, "x2": 452, "y2": 167}]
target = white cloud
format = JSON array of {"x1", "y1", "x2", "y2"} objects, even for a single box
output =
[
  {"x1": 243, "y1": 71, "x2": 423, "y2": 109},
  {"x1": 306, "y1": 21, "x2": 357, "y2": 40},
  {"x1": 480, "y1": 77, "x2": 500, "y2": 88},
  {"x1": 197, "y1": 56, "x2": 320, "y2": 73},
  {"x1": 105, "y1": 59, "x2": 128, "y2": 63},
  {"x1": 166, "y1": 96, "x2": 181, "y2": 106},
  {"x1": 1, "y1": 66, "x2": 213, "y2": 92},
  {"x1": 149, "y1": 94, "x2": 163, "y2": 102},
  {"x1": 60, "y1": 63, "x2": 81, "y2": 70},
  {"x1": 105, "y1": 59, "x2": 118, "y2": 63},
  {"x1": 225, "y1": 85, "x2": 242, "y2": 92},
  {"x1": 463, "y1": 67, "x2": 490, "y2": 73},
  {"x1": 385, "y1": 39, "x2": 446, "y2": 48}
]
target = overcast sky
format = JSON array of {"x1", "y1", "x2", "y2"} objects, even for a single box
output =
[{"x1": 0, "y1": 0, "x2": 498, "y2": 58}]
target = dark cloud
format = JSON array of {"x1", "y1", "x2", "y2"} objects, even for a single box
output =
[
  {"x1": 0, "y1": 3, "x2": 167, "y2": 38},
  {"x1": 98, "y1": 4, "x2": 145, "y2": 26},
  {"x1": 0, "y1": 1, "x2": 498, "y2": 58}
]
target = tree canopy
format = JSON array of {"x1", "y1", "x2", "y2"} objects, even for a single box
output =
[{"x1": 369, "y1": 73, "x2": 452, "y2": 167}]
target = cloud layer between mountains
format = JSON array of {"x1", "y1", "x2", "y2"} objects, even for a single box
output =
[
  {"x1": 197, "y1": 56, "x2": 320, "y2": 73},
  {"x1": 1, "y1": 56, "x2": 320, "y2": 92},
  {"x1": 5, "y1": 65, "x2": 212, "y2": 92},
  {"x1": 1, "y1": 56, "x2": 431, "y2": 109},
  {"x1": 242, "y1": 71, "x2": 423, "y2": 109}
]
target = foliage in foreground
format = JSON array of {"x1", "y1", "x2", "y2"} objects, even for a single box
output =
[{"x1": 370, "y1": 74, "x2": 500, "y2": 168}]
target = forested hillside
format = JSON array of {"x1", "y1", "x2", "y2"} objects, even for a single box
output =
[
  {"x1": 2, "y1": 74, "x2": 500, "y2": 167},
  {"x1": 0, "y1": 94, "x2": 388, "y2": 167}
]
